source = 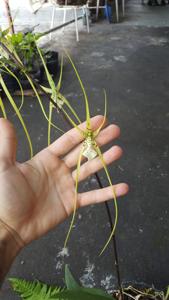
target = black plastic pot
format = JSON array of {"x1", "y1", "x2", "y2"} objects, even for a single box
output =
[
  {"x1": 46, "y1": 51, "x2": 59, "y2": 76},
  {"x1": 0, "y1": 70, "x2": 19, "y2": 93},
  {"x1": 0, "y1": 51, "x2": 59, "y2": 93}
]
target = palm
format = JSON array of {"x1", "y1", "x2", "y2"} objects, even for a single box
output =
[
  {"x1": 18, "y1": 151, "x2": 75, "y2": 244},
  {"x1": 0, "y1": 116, "x2": 128, "y2": 245}
]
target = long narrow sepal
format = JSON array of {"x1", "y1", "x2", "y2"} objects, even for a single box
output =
[
  {"x1": 65, "y1": 52, "x2": 91, "y2": 129},
  {"x1": 94, "y1": 89, "x2": 107, "y2": 137},
  {"x1": 64, "y1": 146, "x2": 84, "y2": 247},
  {"x1": 48, "y1": 102, "x2": 54, "y2": 146},
  {"x1": 94, "y1": 144, "x2": 118, "y2": 255}
]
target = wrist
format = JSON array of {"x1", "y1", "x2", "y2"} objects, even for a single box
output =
[{"x1": 0, "y1": 219, "x2": 24, "y2": 287}]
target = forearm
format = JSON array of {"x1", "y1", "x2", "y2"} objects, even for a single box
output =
[{"x1": 0, "y1": 219, "x2": 24, "y2": 287}]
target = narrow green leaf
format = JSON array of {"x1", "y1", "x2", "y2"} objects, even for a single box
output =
[
  {"x1": 36, "y1": 46, "x2": 57, "y2": 103},
  {"x1": 0, "y1": 96, "x2": 7, "y2": 118},
  {"x1": 1, "y1": 63, "x2": 24, "y2": 111},
  {"x1": 0, "y1": 74, "x2": 33, "y2": 158}
]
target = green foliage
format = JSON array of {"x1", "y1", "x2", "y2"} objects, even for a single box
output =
[
  {"x1": 0, "y1": 35, "x2": 64, "y2": 155},
  {"x1": 5, "y1": 32, "x2": 41, "y2": 72},
  {"x1": 10, "y1": 278, "x2": 63, "y2": 300},
  {"x1": 10, "y1": 265, "x2": 114, "y2": 300},
  {"x1": 0, "y1": 28, "x2": 41, "y2": 72}
]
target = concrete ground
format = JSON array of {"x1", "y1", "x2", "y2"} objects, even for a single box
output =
[{"x1": 0, "y1": 1, "x2": 169, "y2": 299}]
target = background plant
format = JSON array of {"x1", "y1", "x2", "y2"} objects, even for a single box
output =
[
  {"x1": 10, "y1": 265, "x2": 169, "y2": 300},
  {"x1": 10, "y1": 265, "x2": 114, "y2": 300}
]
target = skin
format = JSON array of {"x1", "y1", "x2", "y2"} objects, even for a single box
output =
[{"x1": 0, "y1": 115, "x2": 129, "y2": 285}]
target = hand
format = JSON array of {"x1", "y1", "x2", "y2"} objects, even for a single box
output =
[{"x1": 0, "y1": 116, "x2": 128, "y2": 246}]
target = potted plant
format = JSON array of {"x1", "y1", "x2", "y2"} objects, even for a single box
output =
[{"x1": 0, "y1": 28, "x2": 59, "y2": 92}]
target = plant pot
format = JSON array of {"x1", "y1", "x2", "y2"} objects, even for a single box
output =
[
  {"x1": 45, "y1": 51, "x2": 59, "y2": 76},
  {"x1": 0, "y1": 51, "x2": 59, "y2": 93},
  {"x1": 0, "y1": 70, "x2": 19, "y2": 93}
]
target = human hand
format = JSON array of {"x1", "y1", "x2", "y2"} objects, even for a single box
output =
[{"x1": 0, "y1": 116, "x2": 128, "y2": 247}]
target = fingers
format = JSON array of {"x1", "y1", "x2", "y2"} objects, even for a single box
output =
[
  {"x1": 0, "y1": 118, "x2": 17, "y2": 164},
  {"x1": 64, "y1": 124, "x2": 120, "y2": 168},
  {"x1": 48, "y1": 115, "x2": 106, "y2": 157},
  {"x1": 78, "y1": 183, "x2": 129, "y2": 207},
  {"x1": 72, "y1": 145, "x2": 122, "y2": 182}
]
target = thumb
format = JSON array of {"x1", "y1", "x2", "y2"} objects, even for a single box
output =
[{"x1": 0, "y1": 118, "x2": 17, "y2": 163}]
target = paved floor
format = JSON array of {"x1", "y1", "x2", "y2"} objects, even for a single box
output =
[
  {"x1": 0, "y1": 1, "x2": 169, "y2": 299},
  {"x1": 123, "y1": 0, "x2": 169, "y2": 26}
]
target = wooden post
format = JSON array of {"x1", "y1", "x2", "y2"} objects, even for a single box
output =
[{"x1": 4, "y1": 0, "x2": 15, "y2": 34}]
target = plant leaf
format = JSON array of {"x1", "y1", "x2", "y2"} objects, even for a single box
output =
[
  {"x1": 0, "y1": 74, "x2": 33, "y2": 158},
  {"x1": 36, "y1": 46, "x2": 58, "y2": 105},
  {"x1": 80, "y1": 287, "x2": 112, "y2": 297},
  {"x1": 0, "y1": 96, "x2": 7, "y2": 119},
  {"x1": 53, "y1": 289, "x2": 115, "y2": 300},
  {"x1": 10, "y1": 278, "x2": 63, "y2": 300},
  {"x1": 1, "y1": 63, "x2": 24, "y2": 111},
  {"x1": 65, "y1": 265, "x2": 80, "y2": 290}
]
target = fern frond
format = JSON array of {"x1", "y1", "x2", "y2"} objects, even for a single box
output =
[{"x1": 10, "y1": 278, "x2": 63, "y2": 300}]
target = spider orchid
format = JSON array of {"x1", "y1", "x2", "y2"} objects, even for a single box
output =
[{"x1": 62, "y1": 53, "x2": 118, "y2": 255}]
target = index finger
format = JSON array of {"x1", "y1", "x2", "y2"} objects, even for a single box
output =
[{"x1": 48, "y1": 115, "x2": 106, "y2": 157}]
